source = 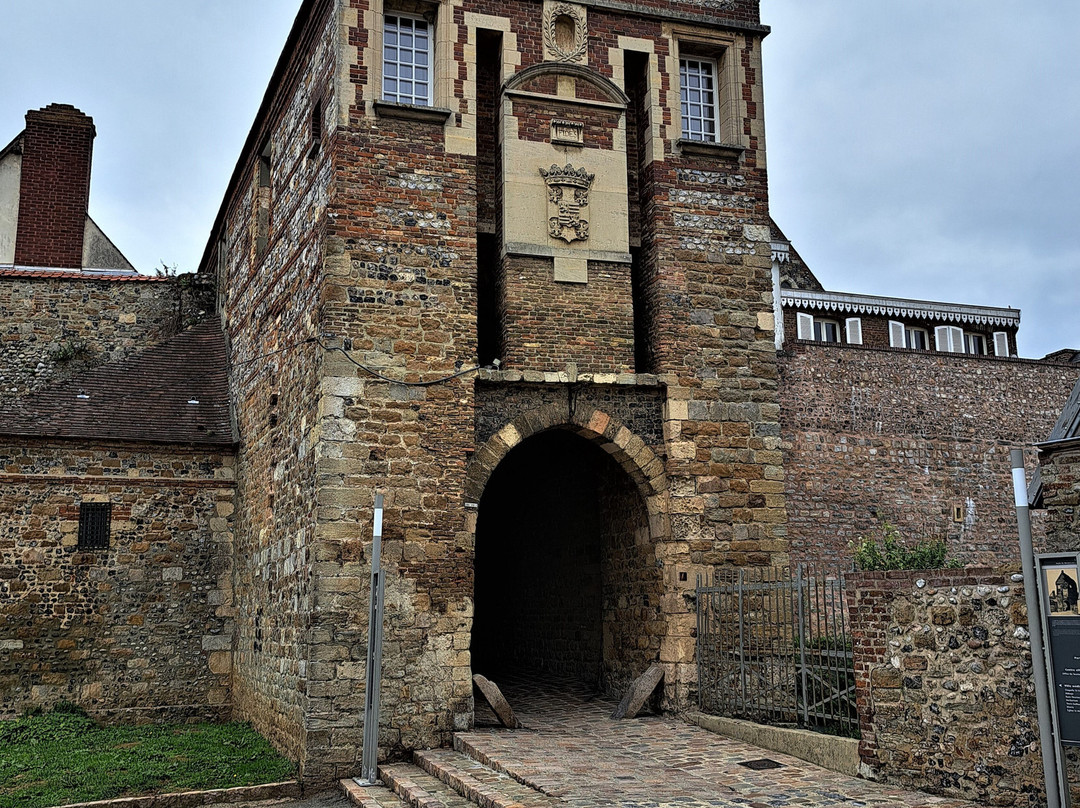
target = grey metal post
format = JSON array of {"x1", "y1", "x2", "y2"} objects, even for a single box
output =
[
  {"x1": 1011, "y1": 449, "x2": 1065, "y2": 808},
  {"x1": 738, "y1": 568, "x2": 746, "y2": 707},
  {"x1": 357, "y1": 493, "x2": 386, "y2": 786},
  {"x1": 796, "y1": 564, "x2": 809, "y2": 727}
]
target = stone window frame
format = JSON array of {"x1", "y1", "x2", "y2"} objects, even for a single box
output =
[
  {"x1": 369, "y1": 0, "x2": 454, "y2": 123},
  {"x1": 253, "y1": 139, "x2": 272, "y2": 262},
  {"x1": 308, "y1": 96, "x2": 324, "y2": 159},
  {"x1": 670, "y1": 28, "x2": 743, "y2": 157}
]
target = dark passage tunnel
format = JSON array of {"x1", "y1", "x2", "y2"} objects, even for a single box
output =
[{"x1": 472, "y1": 428, "x2": 662, "y2": 698}]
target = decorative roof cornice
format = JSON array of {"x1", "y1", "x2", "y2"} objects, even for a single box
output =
[{"x1": 781, "y1": 289, "x2": 1021, "y2": 328}]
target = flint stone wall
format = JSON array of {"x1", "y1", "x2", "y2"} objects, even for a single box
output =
[
  {"x1": 848, "y1": 568, "x2": 1043, "y2": 806},
  {"x1": 780, "y1": 343, "x2": 1080, "y2": 568},
  {"x1": 0, "y1": 274, "x2": 213, "y2": 399}
]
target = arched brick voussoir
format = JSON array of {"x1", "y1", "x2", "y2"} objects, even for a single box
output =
[{"x1": 464, "y1": 405, "x2": 668, "y2": 504}]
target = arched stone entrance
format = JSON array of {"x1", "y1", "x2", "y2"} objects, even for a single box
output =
[{"x1": 467, "y1": 407, "x2": 668, "y2": 700}]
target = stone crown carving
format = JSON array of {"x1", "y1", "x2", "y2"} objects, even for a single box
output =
[
  {"x1": 540, "y1": 163, "x2": 594, "y2": 190},
  {"x1": 540, "y1": 164, "x2": 595, "y2": 243}
]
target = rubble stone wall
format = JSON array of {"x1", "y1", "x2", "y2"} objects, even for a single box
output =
[
  {"x1": 0, "y1": 275, "x2": 195, "y2": 399},
  {"x1": 0, "y1": 440, "x2": 235, "y2": 722},
  {"x1": 848, "y1": 568, "x2": 1043, "y2": 806},
  {"x1": 780, "y1": 343, "x2": 1080, "y2": 568}
]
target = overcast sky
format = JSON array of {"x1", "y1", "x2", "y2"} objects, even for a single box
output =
[{"x1": 3, "y1": 1, "x2": 1077, "y2": 358}]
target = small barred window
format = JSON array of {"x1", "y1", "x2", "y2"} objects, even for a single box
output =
[{"x1": 78, "y1": 502, "x2": 112, "y2": 550}]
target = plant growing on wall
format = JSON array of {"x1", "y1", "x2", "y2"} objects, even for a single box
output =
[
  {"x1": 851, "y1": 520, "x2": 963, "y2": 571},
  {"x1": 47, "y1": 339, "x2": 91, "y2": 363}
]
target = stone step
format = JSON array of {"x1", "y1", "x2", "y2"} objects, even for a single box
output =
[
  {"x1": 414, "y1": 748, "x2": 561, "y2": 808},
  {"x1": 341, "y1": 778, "x2": 412, "y2": 808},
  {"x1": 380, "y1": 762, "x2": 478, "y2": 808}
]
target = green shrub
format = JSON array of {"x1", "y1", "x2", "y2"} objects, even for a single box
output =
[
  {"x1": 851, "y1": 521, "x2": 963, "y2": 571},
  {"x1": 48, "y1": 339, "x2": 90, "y2": 363}
]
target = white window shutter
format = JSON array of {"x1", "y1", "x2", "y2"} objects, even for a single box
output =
[
  {"x1": 993, "y1": 331, "x2": 1010, "y2": 357},
  {"x1": 889, "y1": 320, "x2": 905, "y2": 348},
  {"x1": 796, "y1": 313, "x2": 814, "y2": 341},
  {"x1": 845, "y1": 317, "x2": 863, "y2": 345},
  {"x1": 949, "y1": 326, "x2": 964, "y2": 353},
  {"x1": 935, "y1": 325, "x2": 953, "y2": 353}
]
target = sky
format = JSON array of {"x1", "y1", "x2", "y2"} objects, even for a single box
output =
[{"x1": 2, "y1": 1, "x2": 1077, "y2": 358}]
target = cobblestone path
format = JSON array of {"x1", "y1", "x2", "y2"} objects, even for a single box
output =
[{"x1": 454, "y1": 675, "x2": 982, "y2": 808}]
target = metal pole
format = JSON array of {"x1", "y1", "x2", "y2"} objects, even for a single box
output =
[
  {"x1": 797, "y1": 565, "x2": 809, "y2": 727},
  {"x1": 738, "y1": 568, "x2": 746, "y2": 710},
  {"x1": 1011, "y1": 449, "x2": 1065, "y2": 808},
  {"x1": 357, "y1": 493, "x2": 386, "y2": 786}
]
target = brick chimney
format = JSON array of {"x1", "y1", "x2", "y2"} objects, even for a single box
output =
[{"x1": 14, "y1": 104, "x2": 96, "y2": 269}]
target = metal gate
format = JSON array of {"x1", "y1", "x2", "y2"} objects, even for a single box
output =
[{"x1": 696, "y1": 565, "x2": 857, "y2": 736}]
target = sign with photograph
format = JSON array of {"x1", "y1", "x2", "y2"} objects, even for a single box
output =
[{"x1": 1039, "y1": 555, "x2": 1080, "y2": 746}]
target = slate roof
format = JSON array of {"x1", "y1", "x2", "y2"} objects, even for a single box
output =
[
  {"x1": 0, "y1": 319, "x2": 234, "y2": 446},
  {"x1": 1040, "y1": 379, "x2": 1080, "y2": 449}
]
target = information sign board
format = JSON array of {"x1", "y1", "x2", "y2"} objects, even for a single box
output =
[{"x1": 1038, "y1": 554, "x2": 1080, "y2": 746}]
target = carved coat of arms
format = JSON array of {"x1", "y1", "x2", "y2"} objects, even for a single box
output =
[{"x1": 539, "y1": 164, "x2": 594, "y2": 243}]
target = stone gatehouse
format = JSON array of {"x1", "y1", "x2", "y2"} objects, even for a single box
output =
[{"x1": 195, "y1": 0, "x2": 784, "y2": 781}]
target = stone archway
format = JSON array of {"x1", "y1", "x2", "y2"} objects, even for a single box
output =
[
  {"x1": 465, "y1": 403, "x2": 667, "y2": 511},
  {"x1": 467, "y1": 406, "x2": 669, "y2": 702}
]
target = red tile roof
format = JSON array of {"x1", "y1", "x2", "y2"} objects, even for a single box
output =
[
  {"x1": 0, "y1": 267, "x2": 163, "y2": 281},
  {"x1": 0, "y1": 320, "x2": 234, "y2": 446}
]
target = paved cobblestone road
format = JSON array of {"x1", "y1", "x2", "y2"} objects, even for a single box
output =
[{"x1": 454, "y1": 676, "x2": 982, "y2": 808}]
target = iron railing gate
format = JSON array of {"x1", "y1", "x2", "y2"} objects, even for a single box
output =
[{"x1": 696, "y1": 565, "x2": 857, "y2": 736}]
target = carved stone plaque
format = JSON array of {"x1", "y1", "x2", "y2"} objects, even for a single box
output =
[
  {"x1": 551, "y1": 119, "x2": 584, "y2": 146},
  {"x1": 539, "y1": 164, "x2": 594, "y2": 243},
  {"x1": 543, "y1": 2, "x2": 588, "y2": 63}
]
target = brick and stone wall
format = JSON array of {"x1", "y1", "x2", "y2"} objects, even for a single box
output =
[
  {"x1": 848, "y1": 568, "x2": 1044, "y2": 806},
  {"x1": 780, "y1": 343, "x2": 1080, "y2": 568},
  {"x1": 213, "y1": 0, "x2": 335, "y2": 779},
  {"x1": 0, "y1": 440, "x2": 235, "y2": 722},
  {"x1": 0, "y1": 273, "x2": 210, "y2": 399},
  {"x1": 475, "y1": 379, "x2": 665, "y2": 449},
  {"x1": 203, "y1": 0, "x2": 783, "y2": 785}
]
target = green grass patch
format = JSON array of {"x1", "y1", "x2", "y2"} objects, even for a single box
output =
[{"x1": 0, "y1": 705, "x2": 295, "y2": 808}]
